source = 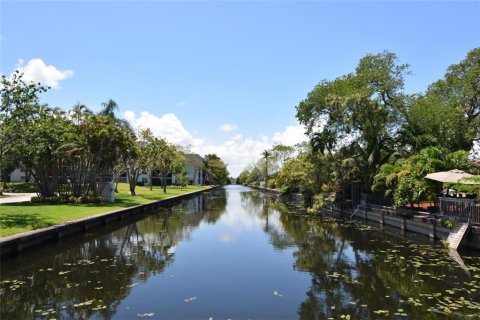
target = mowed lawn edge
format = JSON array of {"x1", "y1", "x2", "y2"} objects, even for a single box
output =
[{"x1": 0, "y1": 183, "x2": 212, "y2": 237}]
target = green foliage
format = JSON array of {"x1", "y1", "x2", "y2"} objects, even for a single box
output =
[
  {"x1": 401, "y1": 94, "x2": 472, "y2": 152},
  {"x1": 1, "y1": 71, "x2": 50, "y2": 190},
  {"x1": 400, "y1": 48, "x2": 480, "y2": 153},
  {"x1": 429, "y1": 48, "x2": 480, "y2": 131},
  {"x1": 297, "y1": 51, "x2": 409, "y2": 189},
  {"x1": 306, "y1": 194, "x2": 326, "y2": 214},
  {"x1": 271, "y1": 144, "x2": 294, "y2": 168},
  {"x1": 236, "y1": 168, "x2": 250, "y2": 185},
  {"x1": 5, "y1": 182, "x2": 38, "y2": 193},
  {"x1": 289, "y1": 48, "x2": 479, "y2": 210},
  {"x1": 276, "y1": 154, "x2": 316, "y2": 195},
  {"x1": 443, "y1": 218, "x2": 456, "y2": 229},
  {"x1": 204, "y1": 154, "x2": 229, "y2": 185},
  {"x1": 173, "y1": 165, "x2": 190, "y2": 187},
  {"x1": 372, "y1": 147, "x2": 474, "y2": 207}
]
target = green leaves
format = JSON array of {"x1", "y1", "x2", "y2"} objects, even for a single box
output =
[
  {"x1": 204, "y1": 154, "x2": 229, "y2": 185},
  {"x1": 372, "y1": 146, "x2": 477, "y2": 207}
]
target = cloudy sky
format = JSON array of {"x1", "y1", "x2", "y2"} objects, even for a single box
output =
[{"x1": 1, "y1": 1, "x2": 479, "y2": 176}]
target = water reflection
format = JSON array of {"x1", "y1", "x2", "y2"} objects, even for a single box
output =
[
  {"x1": 0, "y1": 191, "x2": 227, "y2": 319},
  {"x1": 275, "y1": 200, "x2": 480, "y2": 319},
  {"x1": 1, "y1": 186, "x2": 479, "y2": 319}
]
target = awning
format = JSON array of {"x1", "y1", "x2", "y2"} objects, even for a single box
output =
[{"x1": 424, "y1": 169, "x2": 477, "y2": 184}]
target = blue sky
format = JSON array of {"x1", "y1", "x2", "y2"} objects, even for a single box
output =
[{"x1": 1, "y1": 1, "x2": 479, "y2": 176}]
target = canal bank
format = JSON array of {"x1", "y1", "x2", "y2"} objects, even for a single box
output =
[
  {"x1": 247, "y1": 185, "x2": 479, "y2": 250},
  {"x1": 0, "y1": 187, "x2": 218, "y2": 257},
  {"x1": 319, "y1": 204, "x2": 480, "y2": 250}
]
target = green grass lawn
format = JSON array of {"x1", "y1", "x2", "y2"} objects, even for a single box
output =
[
  {"x1": 0, "y1": 183, "x2": 211, "y2": 237},
  {"x1": 2, "y1": 182, "x2": 39, "y2": 193}
]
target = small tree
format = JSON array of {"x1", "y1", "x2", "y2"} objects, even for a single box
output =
[{"x1": 157, "y1": 141, "x2": 185, "y2": 193}]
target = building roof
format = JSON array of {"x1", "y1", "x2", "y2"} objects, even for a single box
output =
[{"x1": 184, "y1": 154, "x2": 205, "y2": 169}]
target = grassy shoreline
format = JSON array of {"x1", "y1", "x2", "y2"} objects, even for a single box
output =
[{"x1": 0, "y1": 183, "x2": 211, "y2": 237}]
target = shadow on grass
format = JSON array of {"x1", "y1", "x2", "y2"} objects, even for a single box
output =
[{"x1": 0, "y1": 210, "x2": 52, "y2": 231}]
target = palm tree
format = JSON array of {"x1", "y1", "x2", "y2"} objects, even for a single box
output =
[
  {"x1": 261, "y1": 149, "x2": 272, "y2": 188},
  {"x1": 99, "y1": 99, "x2": 135, "y2": 137},
  {"x1": 99, "y1": 99, "x2": 119, "y2": 118},
  {"x1": 71, "y1": 102, "x2": 92, "y2": 127}
]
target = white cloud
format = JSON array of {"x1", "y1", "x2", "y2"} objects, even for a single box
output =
[
  {"x1": 123, "y1": 111, "x2": 204, "y2": 147},
  {"x1": 14, "y1": 58, "x2": 73, "y2": 88},
  {"x1": 193, "y1": 134, "x2": 272, "y2": 177},
  {"x1": 219, "y1": 123, "x2": 238, "y2": 133},
  {"x1": 231, "y1": 134, "x2": 243, "y2": 141},
  {"x1": 219, "y1": 234, "x2": 234, "y2": 243},
  {"x1": 123, "y1": 110, "x2": 308, "y2": 177},
  {"x1": 272, "y1": 124, "x2": 308, "y2": 146},
  {"x1": 176, "y1": 101, "x2": 186, "y2": 107}
]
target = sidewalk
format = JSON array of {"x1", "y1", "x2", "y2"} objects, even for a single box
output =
[{"x1": 0, "y1": 193, "x2": 36, "y2": 204}]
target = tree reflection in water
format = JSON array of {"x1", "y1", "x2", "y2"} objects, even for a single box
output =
[
  {"x1": 241, "y1": 190, "x2": 480, "y2": 320},
  {"x1": 0, "y1": 191, "x2": 228, "y2": 320},
  {"x1": 1, "y1": 187, "x2": 479, "y2": 319}
]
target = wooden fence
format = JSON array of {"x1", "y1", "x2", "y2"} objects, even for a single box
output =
[{"x1": 438, "y1": 197, "x2": 480, "y2": 224}]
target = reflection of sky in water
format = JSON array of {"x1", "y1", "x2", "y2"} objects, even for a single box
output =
[
  {"x1": 1, "y1": 185, "x2": 480, "y2": 320},
  {"x1": 115, "y1": 186, "x2": 311, "y2": 319},
  {"x1": 214, "y1": 189, "x2": 284, "y2": 244}
]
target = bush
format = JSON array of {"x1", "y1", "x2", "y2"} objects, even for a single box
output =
[
  {"x1": 443, "y1": 218, "x2": 456, "y2": 229},
  {"x1": 31, "y1": 195, "x2": 102, "y2": 204},
  {"x1": 269, "y1": 178, "x2": 276, "y2": 189}
]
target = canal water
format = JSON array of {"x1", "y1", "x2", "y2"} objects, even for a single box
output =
[{"x1": 1, "y1": 185, "x2": 479, "y2": 319}]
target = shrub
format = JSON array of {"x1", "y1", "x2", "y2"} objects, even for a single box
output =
[
  {"x1": 31, "y1": 195, "x2": 102, "y2": 204},
  {"x1": 443, "y1": 218, "x2": 456, "y2": 229}
]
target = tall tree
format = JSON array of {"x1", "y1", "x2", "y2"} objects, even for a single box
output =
[
  {"x1": 261, "y1": 149, "x2": 272, "y2": 187},
  {"x1": 70, "y1": 102, "x2": 92, "y2": 127},
  {"x1": 426, "y1": 48, "x2": 480, "y2": 145},
  {"x1": 204, "y1": 154, "x2": 229, "y2": 185},
  {"x1": 296, "y1": 51, "x2": 409, "y2": 189},
  {"x1": 430, "y1": 48, "x2": 480, "y2": 127},
  {"x1": 271, "y1": 144, "x2": 294, "y2": 169},
  {"x1": 1, "y1": 71, "x2": 49, "y2": 189},
  {"x1": 61, "y1": 113, "x2": 134, "y2": 197},
  {"x1": 400, "y1": 94, "x2": 472, "y2": 152},
  {"x1": 99, "y1": 99, "x2": 119, "y2": 118}
]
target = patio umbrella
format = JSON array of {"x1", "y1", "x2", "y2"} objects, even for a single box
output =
[{"x1": 425, "y1": 169, "x2": 477, "y2": 184}]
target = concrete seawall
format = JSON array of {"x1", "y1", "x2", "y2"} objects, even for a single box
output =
[
  {"x1": 247, "y1": 186, "x2": 479, "y2": 250},
  {"x1": 0, "y1": 187, "x2": 217, "y2": 257},
  {"x1": 321, "y1": 205, "x2": 480, "y2": 250}
]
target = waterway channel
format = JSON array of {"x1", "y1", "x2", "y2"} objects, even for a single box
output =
[{"x1": 1, "y1": 185, "x2": 479, "y2": 319}]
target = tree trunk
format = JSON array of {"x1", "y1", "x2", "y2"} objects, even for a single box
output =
[
  {"x1": 127, "y1": 171, "x2": 137, "y2": 196},
  {"x1": 129, "y1": 182, "x2": 136, "y2": 196},
  {"x1": 149, "y1": 171, "x2": 153, "y2": 191},
  {"x1": 163, "y1": 173, "x2": 167, "y2": 193},
  {"x1": 265, "y1": 162, "x2": 268, "y2": 188}
]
